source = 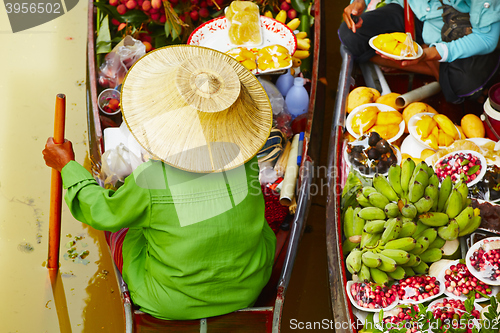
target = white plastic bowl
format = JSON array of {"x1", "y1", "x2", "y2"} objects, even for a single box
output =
[
  {"x1": 396, "y1": 276, "x2": 445, "y2": 305},
  {"x1": 408, "y1": 112, "x2": 461, "y2": 150},
  {"x1": 400, "y1": 134, "x2": 430, "y2": 158},
  {"x1": 369, "y1": 35, "x2": 423, "y2": 60},
  {"x1": 343, "y1": 142, "x2": 402, "y2": 178},
  {"x1": 437, "y1": 259, "x2": 499, "y2": 301},
  {"x1": 346, "y1": 103, "x2": 405, "y2": 143},
  {"x1": 346, "y1": 281, "x2": 399, "y2": 313},
  {"x1": 98, "y1": 88, "x2": 121, "y2": 115},
  {"x1": 466, "y1": 237, "x2": 500, "y2": 286},
  {"x1": 433, "y1": 150, "x2": 487, "y2": 187}
]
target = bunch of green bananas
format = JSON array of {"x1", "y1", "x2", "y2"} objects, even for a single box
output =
[{"x1": 343, "y1": 158, "x2": 482, "y2": 285}]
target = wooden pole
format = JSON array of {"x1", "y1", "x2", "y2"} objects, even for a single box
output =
[{"x1": 48, "y1": 94, "x2": 66, "y2": 269}]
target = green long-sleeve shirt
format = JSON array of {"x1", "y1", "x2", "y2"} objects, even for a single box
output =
[{"x1": 61, "y1": 158, "x2": 276, "y2": 320}]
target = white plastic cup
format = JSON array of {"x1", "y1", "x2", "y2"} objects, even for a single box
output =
[{"x1": 98, "y1": 88, "x2": 121, "y2": 115}]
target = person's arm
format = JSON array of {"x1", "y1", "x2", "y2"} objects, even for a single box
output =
[
  {"x1": 43, "y1": 137, "x2": 150, "y2": 231},
  {"x1": 61, "y1": 161, "x2": 150, "y2": 231},
  {"x1": 343, "y1": 0, "x2": 367, "y2": 33},
  {"x1": 431, "y1": 22, "x2": 500, "y2": 62}
]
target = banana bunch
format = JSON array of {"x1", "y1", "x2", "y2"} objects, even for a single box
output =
[{"x1": 342, "y1": 159, "x2": 482, "y2": 284}]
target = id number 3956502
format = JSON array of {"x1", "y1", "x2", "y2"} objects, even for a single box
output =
[{"x1": 5, "y1": 2, "x2": 62, "y2": 14}]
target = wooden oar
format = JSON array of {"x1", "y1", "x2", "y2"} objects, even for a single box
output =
[{"x1": 48, "y1": 94, "x2": 66, "y2": 270}]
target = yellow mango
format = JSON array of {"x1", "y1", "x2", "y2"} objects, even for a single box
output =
[
  {"x1": 434, "y1": 114, "x2": 459, "y2": 140},
  {"x1": 432, "y1": 125, "x2": 439, "y2": 138},
  {"x1": 369, "y1": 124, "x2": 400, "y2": 140},
  {"x1": 393, "y1": 44, "x2": 404, "y2": 56},
  {"x1": 402, "y1": 102, "x2": 438, "y2": 133},
  {"x1": 443, "y1": 132, "x2": 454, "y2": 147},
  {"x1": 351, "y1": 106, "x2": 379, "y2": 134},
  {"x1": 456, "y1": 125, "x2": 466, "y2": 140},
  {"x1": 347, "y1": 87, "x2": 381, "y2": 113},
  {"x1": 241, "y1": 59, "x2": 257, "y2": 70},
  {"x1": 420, "y1": 149, "x2": 436, "y2": 160},
  {"x1": 437, "y1": 129, "x2": 454, "y2": 147},
  {"x1": 376, "y1": 92, "x2": 403, "y2": 110},
  {"x1": 425, "y1": 133, "x2": 439, "y2": 150},
  {"x1": 438, "y1": 130, "x2": 446, "y2": 147},
  {"x1": 461, "y1": 114, "x2": 485, "y2": 138},
  {"x1": 376, "y1": 110, "x2": 403, "y2": 126},
  {"x1": 401, "y1": 153, "x2": 422, "y2": 165},
  {"x1": 416, "y1": 115, "x2": 437, "y2": 139},
  {"x1": 392, "y1": 32, "x2": 409, "y2": 43}
]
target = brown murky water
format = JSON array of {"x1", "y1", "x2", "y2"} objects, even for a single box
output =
[{"x1": 0, "y1": 2, "x2": 125, "y2": 331}]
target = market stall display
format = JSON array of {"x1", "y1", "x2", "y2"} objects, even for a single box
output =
[{"x1": 327, "y1": 8, "x2": 500, "y2": 332}]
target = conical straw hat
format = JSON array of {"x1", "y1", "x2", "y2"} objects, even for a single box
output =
[{"x1": 120, "y1": 45, "x2": 272, "y2": 173}]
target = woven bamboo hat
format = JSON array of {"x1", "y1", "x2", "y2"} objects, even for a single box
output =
[{"x1": 120, "y1": 45, "x2": 272, "y2": 173}]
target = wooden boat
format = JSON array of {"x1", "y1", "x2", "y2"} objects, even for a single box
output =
[
  {"x1": 326, "y1": 23, "x2": 500, "y2": 333},
  {"x1": 84, "y1": 0, "x2": 322, "y2": 331}
]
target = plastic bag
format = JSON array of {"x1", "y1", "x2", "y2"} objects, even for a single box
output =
[
  {"x1": 401, "y1": 32, "x2": 417, "y2": 57},
  {"x1": 100, "y1": 143, "x2": 143, "y2": 189},
  {"x1": 98, "y1": 36, "x2": 146, "y2": 88},
  {"x1": 258, "y1": 77, "x2": 285, "y2": 115}
]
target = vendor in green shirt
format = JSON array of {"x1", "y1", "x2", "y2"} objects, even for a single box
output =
[{"x1": 42, "y1": 45, "x2": 277, "y2": 321}]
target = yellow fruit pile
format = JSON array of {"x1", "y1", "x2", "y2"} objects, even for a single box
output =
[
  {"x1": 351, "y1": 105, "x2": 403, "y2": 140},
  {"x1": 257, "y1": 44, "x2": 291, "y2": 71},
  {"x1": 226, "y1": 47, "x2": 257, "y2": 71},
  {"x1": 227, "y1": 1, "x2": 261, "y2": 46},
  {"x1": 227, "y1": 45, "x2": 291, "y2": 72},
  {"x1": 372, "y1": 32, "x2": 418, "y2": 57},
  {"x1": 415, "y1": 114, "x2": 459, "y2": 149}
]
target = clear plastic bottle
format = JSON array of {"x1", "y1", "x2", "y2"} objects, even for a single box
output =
[
  {"x1": 275, "y1": 68, "x2": 295, "y2": 97},
  {"x1": 285, "y1": 77, "x2": 309, "y2": 118}
]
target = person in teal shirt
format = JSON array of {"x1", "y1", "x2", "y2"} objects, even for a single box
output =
[
  {"x1": 339, "y1": 0, "x2": 500, "y2": 103},
  {"x1": 42, "y1": 45, "x2": 277, "y2": 320}
]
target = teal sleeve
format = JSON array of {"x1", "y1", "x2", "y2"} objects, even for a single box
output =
[
  {"x1": 61, "y1": 160, "x2": 150, "y2": 232},
  {"x1": 441, "y1": 21, "x2": 500, "y2": 62}
]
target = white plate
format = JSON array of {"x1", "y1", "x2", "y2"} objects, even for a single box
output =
[
  {"x1": 437, "y1": 260, "x2": 499, "y2": 301},
  {"x1": 346, "y1": 281, "x2": 399, "y2": 313},
  {"x1": 346, "y1": 103, "x2": 405, "y2": 143},
  {"x1": 400, "y1": 134, "x2": 431, "y2": 158},
  {"x1": 433, "y1": 150, "x2": 487, "y2": 187},
  {"x1": 466, "y1": 237, "x2": 500, "y2": 286},
  {"x1": 408, "y1": 113, "x2": 462, "y2": 150},
  {"x1": 369, "y1": 35, "x2": 423, "y2": 60},
  {"x1": 396, "y1": 276, "x2": 445, "y2": 305},
  {"x1": 187, "y1": 16, "x2": 296, "y2": 75},
  {"x1": 343, "y1": 142, "x2": 402, "y2": 178}
]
